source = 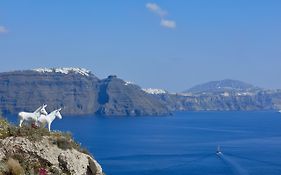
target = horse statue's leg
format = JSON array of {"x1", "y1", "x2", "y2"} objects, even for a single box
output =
[
  {"x1": 19, "y1": 119, "x2": 23, "y2": 127},
  {"x1": 48, "y1": 122, "x2": 52, "y2": 131}
]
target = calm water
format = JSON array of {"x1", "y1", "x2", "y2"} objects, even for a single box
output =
[{"x1": 7, "y1": 111, "x2": 281, "y2": 175}]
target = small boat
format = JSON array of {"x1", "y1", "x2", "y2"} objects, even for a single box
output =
[{"x1": 216, "y1": 145, "x2": 222, "y2": 155}]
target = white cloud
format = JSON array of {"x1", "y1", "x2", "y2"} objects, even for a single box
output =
[
  {"x1": 146, "y1": 2, "x2": 176, "y2": 29},
  {"x1": 0, "y1": 26, "x2": 8, "y2": 33},
  {"x1": 146, "y1": 3, "x2": 167, "y2": 17},
  {"x1": 161, "y1": 19, "x2": 176, "y2": 29}
]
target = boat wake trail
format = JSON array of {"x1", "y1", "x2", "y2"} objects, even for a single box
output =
[
  {"x1": 157, "y1": 153, "x2": 215, "y2": 171},
  {"x1": 218, "y1": 154, "x2": 249, "y2": 175},
  {"x1": 227, "y1": 153, "x2": 281, "y2": 167}
]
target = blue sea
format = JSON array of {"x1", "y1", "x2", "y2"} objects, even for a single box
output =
[{"x1": 7, "y1": 111, "x2": 281, "y2": 175}]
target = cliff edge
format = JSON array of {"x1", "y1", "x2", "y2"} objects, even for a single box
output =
[{"x1": 0, "y1": 117, "x2": 104, "y2": 175}]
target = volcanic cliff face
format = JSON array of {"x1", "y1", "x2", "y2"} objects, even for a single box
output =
[
  {"x1": 0, "y1": 68, "x2": 170, "y2": 116},
  {"x1": 152, "y1": 79, "x2": 280, "y2": 111},
  {"x1": 96, "y1": 76, "x2": 170, "y2": 116},
  {"x1": 155, "y1": 92, "x2": 275, "y2": 111},
  {"x1": 1, "y1": 68, "x2": 280, "y2": 115}
]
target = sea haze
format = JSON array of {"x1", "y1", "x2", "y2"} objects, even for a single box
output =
[{"x1": 7, "y1": 112, "x2": 281, "y2": 175}]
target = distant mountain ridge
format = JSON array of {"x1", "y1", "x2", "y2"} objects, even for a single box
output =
[
  {"x1": 146, "y1": 79, "x2": 281, "y2": 112},
  {"x1": 184, "y1": 79, "x2": 261, "y2": 94},
  {"x1": 0, "y1": 68, "x2": 170, "y2": 116},
  {"x1": 0, "y1": 68, "x2": 280, "y2": 116}
]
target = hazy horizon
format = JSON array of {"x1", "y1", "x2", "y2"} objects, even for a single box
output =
[{"x1": 1, "y1": 1, "x2": 281, "y2": 92}]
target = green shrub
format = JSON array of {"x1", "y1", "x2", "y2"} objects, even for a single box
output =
[
  {"x1": 0, "y1": 118, "x2": 9, "y2": 139},
  {"x1": 54, "y1": 136, "x2": 72, "y2": 150}
]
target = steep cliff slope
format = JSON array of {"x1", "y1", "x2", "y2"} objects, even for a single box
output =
[
  {"x1": 0, "y1": 68, "x2": 170, "y2": 116},
  {"x1": 96, "y1": 76, "x2": 170, "y2": 116}
]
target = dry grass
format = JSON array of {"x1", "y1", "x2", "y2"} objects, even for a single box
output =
[
  {"x1": 0, "y1": 116, "x2": 50, "y2": 141},
  {"x1": 50, "y1": 132, "x2": 91, "y2": 155},
  {"x1": 6, "y1": 158, "x2": 25, "y2": 175},
  {"x1": 8, "y1": 125, "x2": 50, "y2": 141}
]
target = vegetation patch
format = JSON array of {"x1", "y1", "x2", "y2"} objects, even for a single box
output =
[
  {"x1": 0, "y1": 116, "x2": 90, "y2": 151},
  {"x1": 0, "y1": 116, "x2": 10, "y2": 139},
  {"x1": 7, "y1": 125, "x2": 50, "y2": 141},
  {"x1": 50, "y1": 132, "x2": 91, "y2": 155},
  {"x1": 0, "y1": 157, "x2": 25, "y2": 175},
  {"x1": 0, "y1": 156, "x2": 54, "y2": 175}
]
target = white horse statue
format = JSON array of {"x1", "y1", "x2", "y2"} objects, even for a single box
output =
[
  {"x1": 18, "y1": 104, "x2": 48, "y2": 127},
  {"x1": 37, "y1": 108, "x2": 62, "y2": 131}
]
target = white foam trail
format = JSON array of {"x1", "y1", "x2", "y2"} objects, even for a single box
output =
[{"x1": 218, "y1": 154, "x2": 249, "y2": 175}]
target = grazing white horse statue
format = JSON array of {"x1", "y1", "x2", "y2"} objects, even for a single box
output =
[
  {"x1": 37, "y1": 108, "x2": 62, "y2": 131},
  {"x1": 18, "y1": 104, "x2": 48, "y2": 127}
]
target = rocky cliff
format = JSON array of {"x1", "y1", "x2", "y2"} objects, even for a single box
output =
[
  {"x1": 155, "y1": 91, "x2": 275, "y2": 111},
  {"x1": 146, "y1": 79, "x2": 280, "y2": 111},
  {"x1": 96, "y1": 75, "x2": 170, "y2": 116},
  {"x1": 0, "y1": 68, "x2": 170, "y2": 116},
  {"x1": 0, "y1": 117, "x2": 103, "y2": 175},
  {"x1": 0, "y1": 69, "x2": 280, "y2": 115}
]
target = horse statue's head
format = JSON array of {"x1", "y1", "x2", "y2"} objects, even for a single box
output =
[
  {"x1": 55, "y1": 108, "x2": 63, "y2": 119},
  {"x1": 40, "y1": 104, "x2": 48, "y2": 115},
  {"x1": 34, "y1": 104, "x2": 48, "y2": 115}
]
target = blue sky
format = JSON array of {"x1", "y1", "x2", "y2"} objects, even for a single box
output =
[{"x1": 0, "y1": 0, "x2": 281, "y2": 92}]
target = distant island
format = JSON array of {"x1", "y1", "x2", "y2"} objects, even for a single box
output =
[
  {"x1": 155, "y1": 79, "x2": 281, "y2": 111},
  {"x1": 0, "y1": 68, "x2": 280, "y2": 116}
]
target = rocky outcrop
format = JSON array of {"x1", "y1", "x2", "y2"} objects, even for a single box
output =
[{"x1": 0, "y1": 136, "x2": 103, "y2": 175}]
